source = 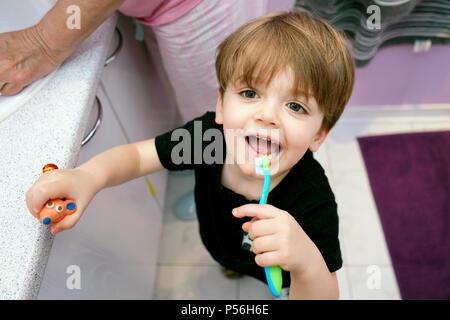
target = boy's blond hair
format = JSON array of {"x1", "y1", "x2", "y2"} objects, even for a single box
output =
[{"x1": 215, "y1": 11, "x2": 355, "y2": 133}]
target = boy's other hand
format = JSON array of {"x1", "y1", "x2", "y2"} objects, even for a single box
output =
[
  {"x1": 25, "y1": 168, "x2": 98, "y2": 235},
  {"x1": 232, "y1": 204, "x2": 318, "y2": 275}
]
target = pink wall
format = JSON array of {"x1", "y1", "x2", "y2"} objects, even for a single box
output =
[
  {"x1": 348, "y1": 44, "x2": 450, "y2": 106},
  {"x1": 267, "y1": 0, "x2": 295, "y2": 13}
]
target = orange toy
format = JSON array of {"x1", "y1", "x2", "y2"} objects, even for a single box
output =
[{"x1": 38, "y1": 164, "x2": 77, "y2": 225}]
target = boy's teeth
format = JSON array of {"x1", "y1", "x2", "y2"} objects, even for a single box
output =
[{"x1": 247, "y1": 135, "x2": 280, "y2": 156}]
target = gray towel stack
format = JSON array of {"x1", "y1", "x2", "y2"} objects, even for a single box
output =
[{"x1": 294, "y1": 0, "x2": 450, "y2": 67}]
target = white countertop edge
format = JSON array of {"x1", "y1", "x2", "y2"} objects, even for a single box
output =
[{"x1": 0, "y1": 14, "x2": 118, "y2": 300}]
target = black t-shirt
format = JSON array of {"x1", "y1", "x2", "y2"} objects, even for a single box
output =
[{"x1": 155, "y1": 112, "x2": 342, "y2": 287}]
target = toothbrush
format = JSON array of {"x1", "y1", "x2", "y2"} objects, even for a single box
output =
[{"x1": 255, "y1": 155, "x2": 283, "y2": 297}]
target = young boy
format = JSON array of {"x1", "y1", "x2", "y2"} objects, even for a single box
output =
[{"x1": 26, "y1": 11, "x2": 355, "y2": 299}]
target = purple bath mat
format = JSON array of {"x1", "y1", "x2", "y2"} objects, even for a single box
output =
[{"x1": 357, "y1": 130, "x2": 450, "y2": 300}]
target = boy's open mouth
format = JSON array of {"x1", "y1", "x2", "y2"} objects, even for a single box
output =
[{"x1": 245, "y1": 135, "x2": 281, "y2": 159}]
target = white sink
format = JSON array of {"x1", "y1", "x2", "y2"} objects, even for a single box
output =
[{"x1": 0, "y1": 0, "x2": 57, "y2": 123}]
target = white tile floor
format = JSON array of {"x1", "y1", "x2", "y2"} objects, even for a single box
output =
[{"x1": 153, "y1": 104, "x2": 450, "y2": 300}]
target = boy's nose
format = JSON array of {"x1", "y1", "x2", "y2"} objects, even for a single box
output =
[
  {"x1": 43, "y1": 217, "x2": 51, "y2": 225},
  {"x1": 255, "y1": 105, "x2": 279, "y2": 127}
]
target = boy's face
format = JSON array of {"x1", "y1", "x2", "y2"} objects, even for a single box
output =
[{"x1": 215, "y1": 67, "x2": 328, "y2": 179}]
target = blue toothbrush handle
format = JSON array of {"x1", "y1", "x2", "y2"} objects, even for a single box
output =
[
  {"x1": 260, "y1": 171, "x2": 283, "y2": 297},
  {"x1": 265, "y1": 266, "x2": 283, "y2": 297}
]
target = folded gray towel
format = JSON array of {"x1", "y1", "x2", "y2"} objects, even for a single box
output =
[{"x1": 294, "y1": 0, "x2": 450, "y2": 66}]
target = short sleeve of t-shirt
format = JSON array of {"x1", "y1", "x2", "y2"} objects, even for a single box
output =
[
  {"x1": 283, "y1": 156, "x2": 343, "y2": 274},
  {"x1": 298, "y1": 199, "x2": 342, "y2": 273},
  {"x1": 155, "y1": 112, "x2": 221, "y2": 171}
]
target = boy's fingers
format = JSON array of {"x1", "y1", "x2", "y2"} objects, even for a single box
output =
[
  {"x1": 51, "y1": 212, "x2": 80, "y2": 235},
  {"x1": 28, "y1": 181, "x2": 71, "y2": 217},
  {"x1": 255, "y1": 251, "x2": 280, "y2": 268},
  {"x1": 251, "y1": 234, "x2": 279, "y2": 255},
  {"x1": 242, "y1": 221, "x2": 251, "y2": 232},
  {"x1": 242, "y1": 217, "x2": 259, "y2": 232},
  {"x1": 247, "y1": 219, "x2": 277, "y2": 240},
  {"x1": 232, "y1": 204, "x2": 281, "y2": 219},
  {"x1": 25, "y1": 191, "x2": 40, "y2": 219},
  {"x1": 26, "y1": 186, "x2": 44, "y2": 219}
]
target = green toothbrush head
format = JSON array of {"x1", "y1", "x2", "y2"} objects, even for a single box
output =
[{"x1": 262, "y1": 155, "x2": 270, "y2": 171}]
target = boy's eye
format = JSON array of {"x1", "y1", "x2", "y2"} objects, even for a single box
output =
[
  {"x1": 240, "y1": 90, "x2": 258, "y2": 99},
  {"x1": 287, "y1": 102, "x2": 306, "y2": 113}
]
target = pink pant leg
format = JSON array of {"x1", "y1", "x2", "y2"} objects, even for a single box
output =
[{"x1": 145, "y1": 0, "x2": 268, "y2": 123}]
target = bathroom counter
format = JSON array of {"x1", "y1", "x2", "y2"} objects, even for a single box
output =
[{"x1": 0, "y1": 15, "x2": 117, "y2": 299}]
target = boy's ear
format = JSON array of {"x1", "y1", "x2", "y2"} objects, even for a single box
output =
[
  {"x1": 215, "y1": 91, "x2": 224, "y2": 125},
  {"x1": 309, "y1": 128, "x2": 328, "y2": 152}
]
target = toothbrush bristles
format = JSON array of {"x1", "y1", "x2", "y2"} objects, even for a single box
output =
[{"x1": 255, "y1": 157, "x2": 265, "y2": 175}]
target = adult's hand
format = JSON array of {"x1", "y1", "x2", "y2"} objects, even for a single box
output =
[
  {"x1": 0, "y1": 0, "x2": 125, "y2": 96},
  {"x1": 0, "y1": 26, "x2": 68, "y2": 96}
]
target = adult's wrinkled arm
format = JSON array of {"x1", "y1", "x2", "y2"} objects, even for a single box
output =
[{"x1": 0, "y1": 0, "x2": 124, "y2": 96}]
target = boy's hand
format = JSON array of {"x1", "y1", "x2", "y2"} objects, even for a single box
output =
[
  {"x1": 233, "y1": 204, "x2": 317, "y2": 275},
  {"x1": 26, "y1": 168, "x2": 99, "y2": 235}
]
